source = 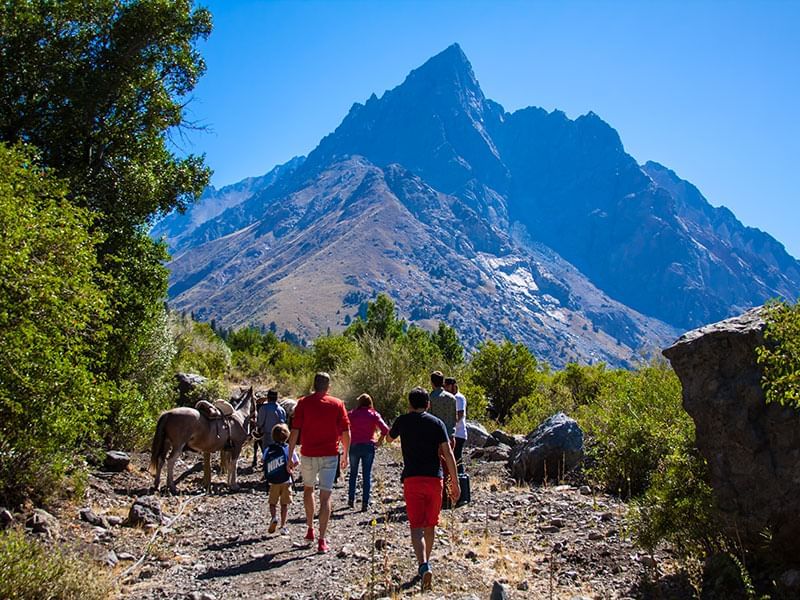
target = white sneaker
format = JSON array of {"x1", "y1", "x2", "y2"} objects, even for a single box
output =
[{"x1": 280, "y1": 527, "x2": 289, "y2": 535}]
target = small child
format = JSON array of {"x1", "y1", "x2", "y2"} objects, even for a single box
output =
[{"x1": 263, "y1": 423, "x2": 299, "y2": 535}]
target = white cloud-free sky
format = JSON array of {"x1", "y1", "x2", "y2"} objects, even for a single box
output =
[{"x1": 183, "y1": 0, "x2": 800, "y2": 258}]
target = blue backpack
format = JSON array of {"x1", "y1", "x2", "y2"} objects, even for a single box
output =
[{"x1": 263, "y1": 443, "x2": 290, "y2": 484}]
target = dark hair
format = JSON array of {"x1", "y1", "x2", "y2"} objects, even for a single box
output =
[
  {"x1": 272, "y1": 423, "x2": 290, "y2": 443},
  {"x1": 444, "y1": 377, "x2": 456, "y2": 386},
  {"x1": 430, "y1": 371, "x2": 444, "y2": 388},
  {"x1": 357, "y1": 393, "x2": 373, "y2": 409},
  {"x1": 267, "y1": 389, "x2": 278, "y2": 402},
  {"x1": 409, "y1": 387, "x2": 430, "y2": 410},
  {"x1": 313, "y1": 372, "x2": 331, "y2": 392}
]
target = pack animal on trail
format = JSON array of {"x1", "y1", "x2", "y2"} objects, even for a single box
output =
[{"x1": 149, "y1": 386, "x2": 255, "y2": 494}]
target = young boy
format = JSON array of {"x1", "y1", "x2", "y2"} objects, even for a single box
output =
[{"x1": 264, "y1": 423, "x2": 299, "y2": 535}]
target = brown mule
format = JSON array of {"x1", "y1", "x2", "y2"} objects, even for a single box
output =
[{"x1": 149, "y1": 386, "x2": 255, "y2": 494}]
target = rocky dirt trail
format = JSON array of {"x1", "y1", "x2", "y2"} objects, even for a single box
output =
[{"x1": 55, "y1": 446, "x2": 694, "y2": 599}]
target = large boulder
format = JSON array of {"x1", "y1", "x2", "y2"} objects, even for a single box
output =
[
  {"x1": 507, "y1": 412, "x2": 584, "y2": 482},
  {"x1": 175, "y1": 372, "x2": 207, "y2": 405},
  {"x1": 663, "y1": 307, "x2": 800, "y2": 558},
  {"x1": 126, "y1": 496, "x2": 163, "y2": 528},
  {"x1": 103, "y1": 450, "x2": 130, "y2": 472},
  {"x1": 465, "y1": 421, "x2": 490, "y2": 447},
  {"x1": 490, "y1": 429, "x2": 524, "y2": 448}
]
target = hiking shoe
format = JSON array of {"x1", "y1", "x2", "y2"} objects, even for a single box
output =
[
  {"x1": 304, "y1": 527, "x2": 315, "y2": 541},
  {"x1": 280, "y1": 527, "x2": 289, "y2": 535},
  {"x1": 268, "y1": 517, "x2": 278, "y2": 534},
  {"x1": 419, "y1": 562, "x2": 432, "y2": 591},
  {"x1": 317, "y1": 538, "x2": 330, "y2": 554},
  {"x1": 347, "y1": 499, "x2": 354, "y2": 509}
]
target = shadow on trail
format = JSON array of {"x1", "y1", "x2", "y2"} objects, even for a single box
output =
[
  {"x1": 206, "y1": 535, "x2": 266, "y2": 551},
  {"x1": 196, "y1": 547, "x2": 314, "y2": 579}
]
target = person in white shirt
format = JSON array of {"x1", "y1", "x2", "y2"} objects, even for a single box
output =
[{"x1": 444, "y1": 377, "x2": 467, "y2": 474}]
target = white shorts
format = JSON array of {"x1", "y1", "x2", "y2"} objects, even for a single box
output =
[{"x1": 300, "y1": 455, "x2": 338, "y2": 492}]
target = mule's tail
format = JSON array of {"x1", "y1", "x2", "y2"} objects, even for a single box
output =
[{"x1": 149, "y1": 413, "x2": 169, "y2": 475}]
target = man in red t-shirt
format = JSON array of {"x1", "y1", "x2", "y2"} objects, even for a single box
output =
[{"x1": 287, "y1": 372, "x2": 351, "y2": 553}]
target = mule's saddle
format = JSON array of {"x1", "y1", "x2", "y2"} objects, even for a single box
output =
[{"x1": 195, "y1": 399, "x2": 236, "y2": 448}]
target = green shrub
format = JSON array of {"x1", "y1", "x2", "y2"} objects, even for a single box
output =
[
  {"x1": 468, "y1": 339, "x2": 540, "y2": 422},
  {"x1": 0, "y1": 528, "x2": 114, "y2": 600},
  {"x1": 577, "y1": 360, "x2": 691, "y2": 497},
  {"x1": 339, "y1": 333, "x2": 430, "y2": 418},
  {"x1": 505, "y1": 381, "x2": 574, "y2": 435},
  {"x1": 171, "y1": 314, "x2": 231, "y2": 379},
  {"x1": 0, "y1": 143, "x2": 110, "y2": 506},
  {"x1": 180, "y1": 378, "x2": 229, "y2": 407},
  {"x1": 312, "y1": 334, "x2": 359, "y2": 373},
  {"x1": 629, "y1": 442, "x2": 718, "y2": 558},
  {"x1": 757, "y1": 299, "x2": 800, "y2": 408}
]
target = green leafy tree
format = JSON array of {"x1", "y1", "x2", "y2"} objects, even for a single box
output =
[
  {"x1": 346, "y1": 293, "x2": 405, "y2": 340},
  {"x1": 0, "y1": 0, "x2": 212, "y2": 441},
  {"x1": 756, "y1": 299, "x2": 800, "y2": 408},
  {"x1": 576, "y1": 360, "x2": 689, "y2": 497},
  {"x1": 312, "y1": 334, "x2": 359, "y2": 373},
  {"x1": 432, "y1": 321, "x2": 464, "y2": 365},
  {"x1": 468, "y1": 339, "x2": 539, "y2": 422},
  {"x1": 0, "y1": 143, "x2": 109, "y2": 505},
  {"x1": 553, "y1": 362, "x2": 608, "y2": 406},
  {"x1": 171, "y1": 314, "x2": 231, "y2": 379}
]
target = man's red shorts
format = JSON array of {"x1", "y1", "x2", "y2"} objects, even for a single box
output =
[{"x1": 403, "y1": 476, "x2": 443, "y2": 528}]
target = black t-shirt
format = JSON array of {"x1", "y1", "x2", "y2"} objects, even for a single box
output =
[{"x1": 389, "y1": 411, "x2": 449, "y2": 480}]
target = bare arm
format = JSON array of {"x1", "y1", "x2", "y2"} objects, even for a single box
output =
[
  {"x1": 340, "y1": 430, "x2": 351, "y2": 470},
  {"x1": 456, "y1": 410, "x2": 465, "y2": 422},
  {"x1": 439, "y1": 441, "x2": 461, "y2": 503},
  {"x1": 287, "y1": 428, "x2": 300, "y2": 474}
]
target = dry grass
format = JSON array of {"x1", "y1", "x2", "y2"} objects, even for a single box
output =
[{"x1": 0, "y1": 527, "x2": 115, "y2": 600}]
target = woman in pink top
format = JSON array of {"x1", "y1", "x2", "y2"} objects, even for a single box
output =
[{"x1": 347, "y1": 393, "x2": 390, "y2": 511}]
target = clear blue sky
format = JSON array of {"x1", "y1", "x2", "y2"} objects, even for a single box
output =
[{"x1": 183, "y1": 0, "x2": 800, "y2": 258}]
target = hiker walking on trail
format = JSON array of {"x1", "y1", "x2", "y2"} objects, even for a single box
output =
[
  {"x1": 257, "y1": 389, "x2": 286, "y2": 450},
  {"x1": 287, "y1": 372, "x2": 350, "y2": 554},
  {"x1": 386, "y1": 387, "x2": 460, "y2": 591},
  {"x1": 444, "y1": 377, "x2": 467, "y2": 474},
  {"x1": 347, "y1": 393, "x2": 389, "y2": 511},
  {"x1": 428, "y1": 371, "x2": 457, "y2": 439},
  {"x1": 264, "y1": 423, "x2": 299, "y2": 535}
]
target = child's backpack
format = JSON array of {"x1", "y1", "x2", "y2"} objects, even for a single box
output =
[{"x1": 263, "y1": 443, "x2": 289, "y2": 484}]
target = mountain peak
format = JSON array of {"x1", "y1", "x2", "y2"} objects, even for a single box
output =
[{"x1": 403, "y1": 43, "x2": 481, "y2": 98}]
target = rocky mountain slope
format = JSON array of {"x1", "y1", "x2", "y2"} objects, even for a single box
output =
[{"x1": 160, "y1": 43, "x2": 800, "y2": 366}]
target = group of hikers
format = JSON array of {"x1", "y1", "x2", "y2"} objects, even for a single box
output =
[{"x1": 254, "y1": 370, "x2": 468, "y2": 590}]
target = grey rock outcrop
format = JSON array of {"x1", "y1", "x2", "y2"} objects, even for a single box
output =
[
  {"x1": 472, "y1": 443, "x2": 512, "y2": 462},
  {"x1": 26, "y1": 508, "x2": 59, "y2": 538},
  {"x1": 126, "y1": 496, "x2": 163, "y2": 528},
  {"x1": 175, "y1": 372, "x2": 207, "y2": 405},
  {"x1": 663, "y1": 307, "x2": 800, "y2": 558},
  {"x1": 507, "y1": 413, "x2": 584, "y2": 482},
  {"x1": 466, "y1": 421, "x2": 490, "y2": 447},
  {"x1": 103, "y1": 450, "x2": 130, "y2": 472},
  {"x1": 490, "y1": 429, "x2": 524, "y2": 448}
]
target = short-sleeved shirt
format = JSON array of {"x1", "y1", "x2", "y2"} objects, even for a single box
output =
[
  {"x1": 292, "y1": 392, "x2": 350, "y2": 457},
  {"x1": 389, "y1": 411, "x2": 449, "y2": 480},
  {"x1": 257, "y1": 401, "x2": 286, "y2": 441},
  {"x1": 454, "y1": 392, "x2": 467, "y2": 440},
  {"x1": 348, "y1": 406, "x2": 390, "y2": 445},
  {"x1": 429, "y1": 388, "x2": 457, "y2": 435}
]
